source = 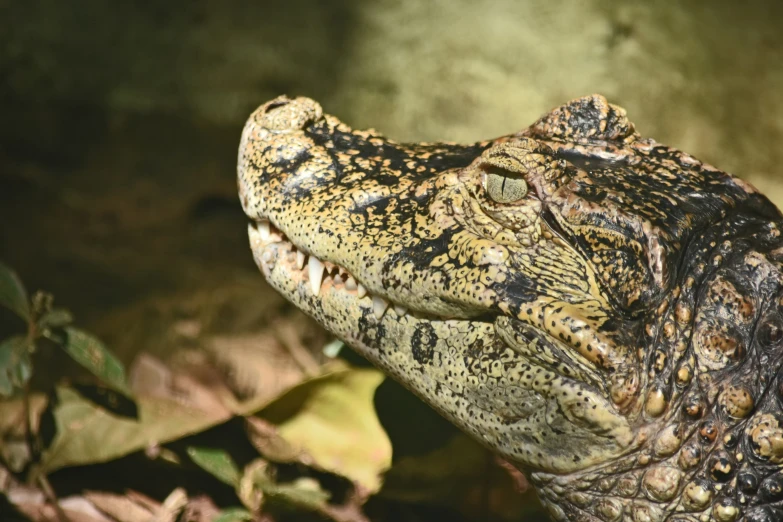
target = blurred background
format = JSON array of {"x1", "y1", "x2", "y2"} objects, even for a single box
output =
[{"x1": 1, "y1": 1, "x2": 782, "y2": 521}]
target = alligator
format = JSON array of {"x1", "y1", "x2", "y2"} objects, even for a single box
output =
[{"x1": 237, "y1": 94, "x2": 783, "y2": 522}]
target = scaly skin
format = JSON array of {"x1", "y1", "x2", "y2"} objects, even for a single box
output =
[{"x1": 238, "y1": 95, "x2": 783, "y2": 521}]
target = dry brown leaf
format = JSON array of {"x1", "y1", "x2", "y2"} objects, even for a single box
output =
[
  {"x1": 84, "y1": 490, "x2": 157, "y2": 522},
  {"x1": 0, "y1": 393, "x2": 48, "y2": 471},
  {"x1": 10, "y1": 491, "x2": 114, "y2": 522}
]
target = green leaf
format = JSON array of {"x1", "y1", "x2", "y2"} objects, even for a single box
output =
[
  {"x1": 60, "y1": 327, "x2": 130, "y2": 395},
  {"x1": 0, "y1": 262, "x2": 30, "y2": 320},
  {"x1": 0, "y1": 335, "x2": 34, "y2": 397},
  {"x1": 187, "y1": 446, "x2": 241, "y2": 486},
  {"x1": 0, "y1": 370, "x2": 12, "y2": 399},
  {"x1": 213, "y1": 508, "x2": 254, "y2": 522},
  {"x1": 257, "y1": 368, "x2": 391, "y2": 493},
  {"x1": 38, "y1": 308, "x2": 74, "y2": 329},
  {"x1": 271, "y1": 477, "x2": 331, "y2": 510},
  {"x1": 40, "y1": 385, "x2": 233, "y2": 473}
]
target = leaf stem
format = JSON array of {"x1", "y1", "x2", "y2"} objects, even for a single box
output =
[
  {"x1": 22, "y1": 382, "x2": 39, "y2": 460},
  {"x1": 37, "y1": 473, "x2": 68, "y2": 522}
]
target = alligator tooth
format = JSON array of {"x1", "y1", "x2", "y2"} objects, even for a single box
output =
[
  {"x1": 394, "y1": 305, "x2": 408, "y2": 316},
  {"x1": 296, "y1": 250, "x2": 306, "y2": 270},
  {"x1": 373, "y1": 296, "x2": 389, "y2": 319},
  {"x1": 345, "y1": 276, "x2": 357, "y2": 290},
  {"x1": 258, "y1": 219, "x2": 271, "y2": 240},
  {"x1": 308, "y1": 256, "x2": 325, "y2": 295},
  {"x1": 333, "y1": 273, "x2": 344, "y2": 285},
  {"x1": 357, "y1": 283, "x2": 367, "y2": 298}
]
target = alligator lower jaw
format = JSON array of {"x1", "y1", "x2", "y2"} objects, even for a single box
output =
[{"x1": 248, "y1": 218, "x2": 438, "y2": 322}]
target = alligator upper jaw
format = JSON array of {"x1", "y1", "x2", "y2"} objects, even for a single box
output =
[{"x1": 248, "y1": 218, "x2": 453, "y2": 323}]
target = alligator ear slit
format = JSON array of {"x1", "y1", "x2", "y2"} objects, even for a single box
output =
[
  {"x1": 264, "y1": 97, "x2": 291, "y2": 113},
  {"x1": 529, "y1": 94, "x2": 638, "y2": 143}
]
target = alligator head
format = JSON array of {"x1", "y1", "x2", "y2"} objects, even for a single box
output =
[{"x1": 238, "y1": 95, "x2": 783, "y2": 521}]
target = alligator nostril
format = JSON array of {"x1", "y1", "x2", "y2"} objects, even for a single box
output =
[{"x1": 251, "y1": 96, "x2": 324, "y2": 132}]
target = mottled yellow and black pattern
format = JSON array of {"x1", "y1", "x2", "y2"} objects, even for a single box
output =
[{"x1": 238, "y1": 94, "x2": 783, "y2": 522}]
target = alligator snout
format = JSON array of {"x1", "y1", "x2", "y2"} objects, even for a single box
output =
[
  {"x1": 237, "y1": 96, "x2": 327, "y2": 222},
  {"x1": 246, "y1": 95, "x2": 323, "y2": 132}
]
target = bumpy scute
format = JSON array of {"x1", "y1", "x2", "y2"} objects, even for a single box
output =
[{"x1": 239, "y1": 94, "x2": 783, "y2": 521}]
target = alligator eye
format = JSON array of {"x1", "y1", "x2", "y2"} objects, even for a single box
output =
[{"x1": 484, "y1": 167, "x2": 528, "y2": 204}]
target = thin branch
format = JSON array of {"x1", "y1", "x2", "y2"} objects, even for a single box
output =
[{"x1": 37, "y1": 473, "x2": 69, "y2": 522}]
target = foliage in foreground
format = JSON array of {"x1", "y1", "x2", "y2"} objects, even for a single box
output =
[{"x1": 0, "y1": 262, "x2": 540, "y2": 522}]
